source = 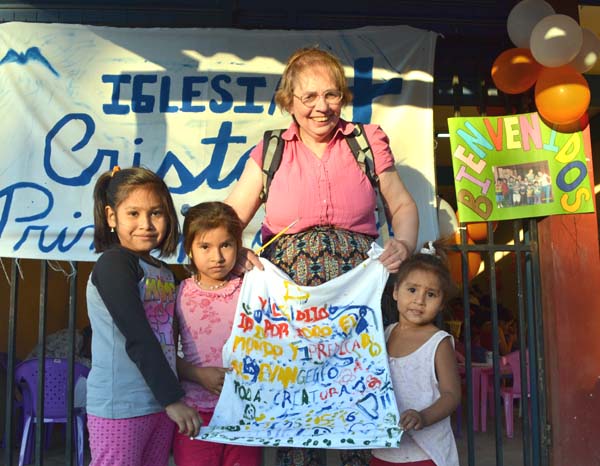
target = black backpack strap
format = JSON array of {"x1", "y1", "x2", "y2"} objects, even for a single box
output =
[
  {"x1": 346, "y1": 123, "x2": 378, "y2": 188},
  {"x1": 346, "y1": 123, "x2": 390, "y2": 243},
  {"x1": 259, "y1": 129, "x2": 286, "y2": 203}
]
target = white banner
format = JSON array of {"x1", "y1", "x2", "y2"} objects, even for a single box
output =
[
  {"x1": 200, "y1": 244, "x2": 402, "y2": 448},
  {"x1": 0, "y1": 22, "x2": 438, "y2": 262}
]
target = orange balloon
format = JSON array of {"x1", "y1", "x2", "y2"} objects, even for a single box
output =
[
  {"x1": 534, "y1": 65, "x2": 590, "y2": 125},
  {"x1": 466, "y1": 221, "x2": 499, "y2": 242},
  {"x1": 447, "y1": 232, "x2": 482, "y2": 284},
  {"x1": 455, "y1": 211, "x2": 498, "y2": 242},
  {"x1": 491, "y1": 48, "x2": 542, "y2": 94},
  {"x1": 550, "y1": 112, "x2": 590, "y2": 133}
]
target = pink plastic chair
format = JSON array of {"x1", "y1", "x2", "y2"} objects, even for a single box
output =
[
  {"x1": 455, "y1": 348, "x2": 489, "y2": 435},
  {"x1": 500, "y1": 350, "x2": 529, "y2": 438},
  {"x1": 481, "y1": 350, "x2": 529, "y2": 438},
  {"x1": 14, "y1": 358, "x2": 89, "y2": 466}
]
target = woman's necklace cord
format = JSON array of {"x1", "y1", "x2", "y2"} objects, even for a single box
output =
[{"x1": 194, "y1": 275, "x2": 228, "y2": 290}]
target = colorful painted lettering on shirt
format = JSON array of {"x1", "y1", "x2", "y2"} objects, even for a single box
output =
[{"x1": 200, "y1": 245, "x2": 402, "y2": 449}]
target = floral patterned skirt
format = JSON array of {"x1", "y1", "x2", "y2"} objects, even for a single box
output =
[{"x1": 262, "y1": 226, "x2": 373, "y2": 286}]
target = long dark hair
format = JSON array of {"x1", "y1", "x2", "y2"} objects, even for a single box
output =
[
  {"x1": 92, "y1": 166, "x2": 180, "y2": 257},
  {"x1": 182, "y1": 202, "x2": 243, "y2": 275}
]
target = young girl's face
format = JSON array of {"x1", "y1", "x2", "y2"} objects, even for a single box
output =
[
  {"x1": 106, "y1": 186, "x2": 167, "y2": 256},
  {"x1": 393, "y1": 269, "x2": 444, "y2": 326},
  {"x1": 190, "y1": 226, "x2": 237, "y2": 286}
]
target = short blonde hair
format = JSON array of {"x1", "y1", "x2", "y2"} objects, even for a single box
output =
[{"x1": 275, "y1": 47, "x2": 353, "y2": 112}]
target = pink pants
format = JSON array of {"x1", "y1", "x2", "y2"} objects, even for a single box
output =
[
  {"x1": 88, "y1": 412, "x2": 175, "y2": 466},
  {"x1": 172, "y1": 410, "x2": 262, "y2": 466},
  {"x1": 370, "y1": 457, "x2": 436, "y2": 466}
]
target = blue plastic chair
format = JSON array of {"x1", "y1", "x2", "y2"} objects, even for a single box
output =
[{"x1": 14, "y1": 358, "x2": 89, "y2": 466}]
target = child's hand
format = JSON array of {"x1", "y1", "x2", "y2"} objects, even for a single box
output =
[
  {"x1": 400, "y1": 409, "x2": 424, "y2": 431},
  {"x1": 165, "y1": 401, "x2": 203, "y2": 437},
  {"x1": 197, "y1": 366, "x2": 230, "y2": 395}
]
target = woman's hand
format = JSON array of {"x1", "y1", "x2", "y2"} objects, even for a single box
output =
[
  {"x1": 378, "y1": 238, "x2": 411, "y2": 273},
  {"x1": 232, "y1": 247, "x2": 264, "y2": 275},
  {"x1": 399, "y1": 409, "x2": 424, "y2": 431},
  {"x1": 165, "y1": 401, "x2": 203, "y2": 437}
]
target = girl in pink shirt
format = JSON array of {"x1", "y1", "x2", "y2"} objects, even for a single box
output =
[{"x1": 173, "y1": 202, "x2": 262, "y2": 466}]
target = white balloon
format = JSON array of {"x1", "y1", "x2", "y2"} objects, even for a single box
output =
[
  {"x1": 530, "y1": 14, "x2": 583, "y2": 67},
  {"x1": 569, "y1": 28, "x2": 600, "y2": 73},
  {"x1": 437, "y1": 197, "x2": 459, "y2": 239},
  {"x1": 507, "y1": 0, "x2": 555, "y2": 48}
]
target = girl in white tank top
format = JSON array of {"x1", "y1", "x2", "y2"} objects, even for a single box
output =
[{"x1": 371, "y1": 242, "x2": 461, "y2": 466}]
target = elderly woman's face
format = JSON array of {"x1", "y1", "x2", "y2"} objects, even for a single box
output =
[{"x1": 290, "y1": 65, "x2": 342, "y2": 144}]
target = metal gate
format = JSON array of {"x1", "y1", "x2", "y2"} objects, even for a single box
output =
[
  {"x1": 0, "y1": 220, "x2": 552, "y2": 466},
  {"x1": 0, "y1": 161, "x2": 552, "y2": 466},
  {"x1": 449, "y1": 218, "x2": 549, "y2": 466},
  {"x1": 442, "y1": 68, "x2": 550, "y2": 466},
  {"x1": 2, "y1": 260, "x2": 85, "y2": 466}
]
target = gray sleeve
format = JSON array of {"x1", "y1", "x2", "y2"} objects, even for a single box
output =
[{"x1": 91, "y1": 248, "x2": 184, "y2": 407}]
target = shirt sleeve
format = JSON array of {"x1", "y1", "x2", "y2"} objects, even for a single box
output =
[
  {"x1": 249, "y1": 138, "x2": 265, "y2": 167},
  {"x1": 364, "y1": 124, "x2": 396, "y2": 175},
  {"x1": 91, "y1": 248, "x2": 185, "y2": 407}
]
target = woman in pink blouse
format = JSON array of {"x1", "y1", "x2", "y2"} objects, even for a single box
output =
[
  {"x1": 226, "y1": 47, "x2": 419, "y2": 466},
  {"x1": 227, "y1": 47, "x2": 418, "y2": 285}
]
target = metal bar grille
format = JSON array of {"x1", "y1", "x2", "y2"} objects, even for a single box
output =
[
  {"x1": 35, "y1": 261, "x2": 48, "y2": 466},
  {"x1": 448, "y1": 68, "x2": 548, "y2": 465},
  {"x1": 1, "y1": 260, "x2": 81, "y2": 466}
]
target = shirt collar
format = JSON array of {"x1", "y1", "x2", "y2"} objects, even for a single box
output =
[{"x1": 281, "y1": 118, "x2": 355, "y2": 141}]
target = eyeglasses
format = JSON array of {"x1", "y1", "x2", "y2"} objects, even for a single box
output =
[{"x1": 293, "y1": 90, "x2": 343, "y2": 108}]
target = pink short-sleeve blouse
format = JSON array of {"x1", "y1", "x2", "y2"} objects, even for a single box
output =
[
  {"x1": 176, "y1": 276, "x2": 242, "y2": 411},
  {"x1": 249, "y1": 120, "x2": 395, "y2": 239}
]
